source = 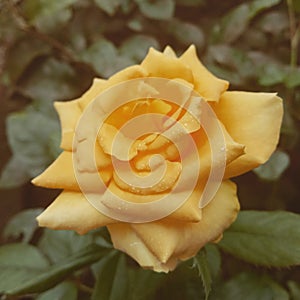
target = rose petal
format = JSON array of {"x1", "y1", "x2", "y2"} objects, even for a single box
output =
[
  {"x1": 54, "y1": 100, "x2": 82, "y2": 151},
  {"x1": 163, "y1": 46, "x2": 177, "y2": 58},
  {"x1": 107, "y1": 223, "x2": 177, "y2": 272},
  {"x1": 78, "y1": 66, "x2": 148, "y2": 110},
  {"x1": 113, "y1": 160, "x2": 182, "y2": 194},
  {"x1": 104, "y1": 181, "x2": 201, "y2": 222},
  {"x1": 141, "y1": 47, "x2": 194, "y2": 83},
  {"x1": 109, "y1": 180, "x2": 239, "y2": 272},
  {"x1": 37, "y1": 191, "x2": 115, "y2": 234},
  {"x1": 214, "y1": 91, "x2": 283, "y2": 177},
  {"x1": 179, "y1": 45, "x2": 229, "y2": 101},
  {"x1": 32, "y1": 151, "x2": 112, "y2": 192}
]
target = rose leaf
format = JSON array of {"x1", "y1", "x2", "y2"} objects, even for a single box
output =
[
  {"x1": 218, "y1": 211, "x2": 300, "y2": 267},
  {"x1": 36, "y1": 281, "x2": 78, "y2": 300},
  {"x1": 213, "y1": 272, "x2": 289, "y2": 300}
]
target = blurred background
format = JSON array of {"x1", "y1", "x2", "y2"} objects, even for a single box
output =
[{"x1": 0, "y1": 0, "x2": 299, "y2": 299}]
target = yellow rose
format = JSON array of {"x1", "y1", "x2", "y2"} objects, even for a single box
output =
[{"x1": 32, "y1": 45, "x2": 283, "y2": 272}]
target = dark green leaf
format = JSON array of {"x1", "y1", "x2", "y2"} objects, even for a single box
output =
[
  {"x1": 205, "y1": 244, "x2": 221, "y2": 279},
  {"x1": 214, "y1": 272, "x2": 289, "y2": 300},
  {"x1": 20, "y1": 57, "x2": 81, "y2": 102},
  {"x1": 211, "y1": 0, "x2": 282, "y2": 43},
  {"x1": 3, "y1": 208, "x2": 43, "y2": 243},
  {"x1": 22, "y1": 0, "x2": 77, "y2": 24},
  {"x1": 175, "y1": 0, "x2": 204, "y2": 6},
  {"x1": 135, "y1": 0, "x2": 175, "y2": 20},
  {"x1": 167, "y1": 20, "x2": 205, "y2": 49},
  {"x1": 288, "y1": 281, "x2": 300, "y2": 300},
  {"x1": 38, "y1": 229, "x2": 94, "y2": 263},
  {"x1": 80, "y1": 39, "x2": 133, "y2": 77},
  {"x1": 92, "y1": 252, "x2": 129, "y2": 300},
  {"x1": 248, "y1": 0, "x2": 281, "y2": 18},
  {"x1": 0, "y1": 243, "x2": 49, "y2": 293},
  {"x1": 193, "y1": 249, "x2": 212, "y2": 300},
  {"x1": 94, "y1": 0, "x2": 121, "y2": 16},
  {"x1": 218, "y1": 211, "x2": 300, "y2": 267},
  {"x1": 5, "y1": 106, "x2": 60, "y2": 179},
  {"x1": 36, "y1": 281, "x2": 78, "y2": 300},
  {"x1": 253, "y1": 150, "x2": 290, "y2": 181},
  {"x1": 5, "y1": 244, "x2": 109, "y2": 295},
  {"x1": 0, "y1": 156, "x2": 29, "y2": 188},
  {"x1": 3, "y1": 37, "x2": 50, "y2": 82},
  {"x1": 258, "y1": 63, "x2": 288, "y2": 86},
  {"x1": 285, "y1": 67, "x2": 300, "y2": 88},
  {"x1": 127, "y1": 268, "x2": 165, "y2": 300},
  {"x1": 120, "y1": 35, "x2": 160, "y2": 62}
]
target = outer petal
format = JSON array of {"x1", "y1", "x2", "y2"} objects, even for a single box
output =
[
  {"x1": 78, "y1": 66, "x2": 148, "y2": 110},
  {"x1": 37, "y1": 191, "x2": 115, "y2": 234},
  {"x1": 109, "y1": 180, "x2": 239, "y2": 272},
  {"x1": 54, "y1": 100, "x2": 82, "y2": 151},
  {"x1": 107, "y1": 223, "x2": 177, "y2": 272},
  {"x1": 32, "y1": 151, "x2": 112, "y2": 192},
  {"x1": 141, "y1": 47, "x2": 194, "y2": 83},
  {"x1": 179, "y1": 45, "x2": 229, "y2": 101},
  {"x1": 214, "y1": 91, "x2": 283, "y2": 177}
]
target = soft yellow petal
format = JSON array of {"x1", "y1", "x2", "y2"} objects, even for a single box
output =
[
  {"x1": 78, "y1": 78, "x2": 107, "y2": 110},
  {"x1": 107, "y1": 223, "x2": 177, "y2": 272},
  {"x1": 37, "y1": 191, "x2": 115, "y2": 234},
  {"x1": 109, "y1": 180, "x2": 239, "y2": 272},
  {"x1": 163, "y1": 46, "x2": 177, "y2": 58},
  {"x1": 54, "y1": 100, "x2": 82, "y2": 151},
  {"x1": 79, "y1": 66, "x2": 148, "y2": 110},
  {"x1": 141, "y1": 47, "x2": 194, "y2": 83},
  {"x1": 113, "y1": 160, "x2": 181, "y2": 195},
  {"x1": 214, "y1": 91, "x2": 283, "y2": 177},
  {"x1": 192, "y1": 121, "x2": 245, "y2": 181},
  {"x1": 179, "y1": 45, "x2": 229, "y2": 101},
  {"x1": 32, "y1": 151, "x2": 112, "y2": 192},
  {"x1": 105, "y1": 181, "x2": 201, "y2": 222}
]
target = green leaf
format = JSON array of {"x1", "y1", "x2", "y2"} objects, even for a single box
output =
[
  {"x1": 214, "y1": 272, "x2": 289, "y2": 300},
  {"x1": 248, "y1": 0, "x2": 281, "y2": 19},
  {"x1": 120, "y1": 35, "x2": 160, "y2": 62},
  {"x1": 3, "y1": 208, "x2": 43, "y2": 243},
  {"x1": 94, "y1": 0, "x2": 121, "y2": 16},
  {"x1": 20, "y1": 57, "x2": 81, "y2": 102},
  {"x1": 211, "y1": 0, "x2": 282, "y2": 43},
  {"x1": 285, "y1": 67, "x2": 300, "y2": 88},
  {"x1": 80, "y1": 39, "x2": 133, "y2": 77},
  {"x1": 3, "y1": 37, "x2": 50, "y2": 83},
  {"x1": 127, "y1": 268, "x2": 165, "y2": 300},
  {"x1": 21, "y1": 0, "x2": 77, "y2": 24},
  {"x1": 37, "y1": 281, "x2": 78, "y2": 300},
  {"x1": 167, "y1": 20, "x2": 205, "y2": 49},
  {"x1": 218, "y1": 210, "x2": 300, "y2": 267},
  {"x1": 135, "y1": 0, "x2": 175, "y2": 20},
  {"x1": 0, "y1": 243, "x2": 49, "y2": 293},
  {"x1": 38, "y1": 229, "x2": 94, "y2": 263},
  {"x1": 5, "y1": 244, "x2": 109, "y2": 296},
  {"x1": 4, "y1": 106, "x2": 60, "y2": 180},
  {"x1": 193, "y1": 249, "x2": 212, "y2": 300},
  {"x1": 288, "y1": 281, "x2": 300, "y2": 300},
  {"x1": 258, "y1": 63, "x2": 288, "y2": 86},
  {"x1": 253, "y1": 150, "x2": 290, "y2": 181},
  {"x1": 0, "y1": 156, "x2": 29, "y2": 188},
  {"x1": 204, "y1": 244, "x2": 221, "y2": 279},
  {"x1": 175, "y1": 0, "x2": 204, "y2": 6},
  {"x1": 92, "y1": 252, "x2": 129, "y2": 300}
]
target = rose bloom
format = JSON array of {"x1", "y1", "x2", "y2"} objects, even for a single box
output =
[{"x1": 32, "y1": 45, "x2": 283, "y2": 272}]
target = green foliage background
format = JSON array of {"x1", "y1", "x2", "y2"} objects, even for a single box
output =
[{"x1": 0, "y1": 0, "x2": 300, "y2": 299}]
